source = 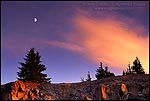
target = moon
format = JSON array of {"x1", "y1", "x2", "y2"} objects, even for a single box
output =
[{"x1": 34, "y1": 17, "x2": 38, "y2": 23}]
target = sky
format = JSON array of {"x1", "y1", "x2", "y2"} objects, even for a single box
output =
[{"x1": 1, "y1": 1, "x2": 149, "y2": 84}]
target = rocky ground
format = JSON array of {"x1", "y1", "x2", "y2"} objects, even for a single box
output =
[{"x1": 1, "y1": 74, "x2": 149, "y2": 100}]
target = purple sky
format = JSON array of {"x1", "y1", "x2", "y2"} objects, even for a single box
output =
[{"x1": 1, "y1": 1, "x2": 149, "y2": 84}]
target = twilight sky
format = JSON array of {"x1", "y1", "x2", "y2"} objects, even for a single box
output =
[{"x1": 1, "y1": 1, "x2": 149, "y2": 84}]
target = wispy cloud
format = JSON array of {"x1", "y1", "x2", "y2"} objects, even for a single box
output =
[
  {"x1": 67, "y1": 9, "x2": 149, "y2": 73},
  {"x1": 43, "y1": 40, "x2": 84, "y2": 52},
  {"x1": 35, "y1": 8, "x2": 149, "y2": 74}
]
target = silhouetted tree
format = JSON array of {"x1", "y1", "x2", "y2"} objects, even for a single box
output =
[
  {"x1": 122, "y1": 70, "x2": 126, "y2": 76},
  {"x1": 105, "y1": 65, "x2": 108, "y2": 73},
  {"x1": 128, "y1": 63, "x2": 132, "y2": 74},
  {"x1": 95, "y1": 62, "x2": 105, "y2": 79},
  {"x1": 80, "y1": 77, "x2": 84, "y2": 82},
  {"x1": 106, "y1": 71, "x2": 115, "y2": 77},
  {"x1": 86, "y1": 71, "x2": 91, "y2": 81},
  {"x1": 131, "y1": 57, "x2": 145, "y2": 74},
  {"x1": 17, "y1": 48, "x2": 51, "y2": 83},
  {"x1": 104, "y1": 65, "x2": 115, "y2": 77},
  {"x1": 95, "y1": 62, "x2": 115, "y2": 80},
  {"x1": 126, "y1": 63, "x2": 132, "y2": 75}
]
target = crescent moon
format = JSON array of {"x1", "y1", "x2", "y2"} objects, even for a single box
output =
[{"x1": 34, "y1": 18, "x2": 37, "y2": 23}]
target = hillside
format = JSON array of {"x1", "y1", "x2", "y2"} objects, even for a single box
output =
[{"x1": 1, "y1": 74, "x2": 149, "y2": 100}]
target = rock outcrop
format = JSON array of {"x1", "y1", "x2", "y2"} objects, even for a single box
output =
[
  {"x1": 11, "y1": 80, "x2": 25, "y2": 100},
  {"x1": 1, "y1": 74, "x2": 149, "y2": 100}
]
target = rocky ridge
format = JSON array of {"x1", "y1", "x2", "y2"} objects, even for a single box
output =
[{"x1": 1, "y1": 74, "x2": 149, "y2": 100}]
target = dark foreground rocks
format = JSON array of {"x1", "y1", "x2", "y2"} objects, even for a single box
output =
[{"x1": 1, "y1": 74, "x2": 149, "y2": 100}]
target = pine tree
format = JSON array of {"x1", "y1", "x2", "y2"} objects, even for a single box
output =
[
  {"x1": 126, "y1": 63, "x2": 132, "y2": 75},
  {"x1": 128, "y1": 62, "x2": 132, "y2": 74},
  {"x1": 95, "y1": 62, "x2": 105, "y2": 79},
  {"x1": 105, "y1": 65, "x2": 108, "y2": 73},
  {"x1": 17, "y1": 48, "x2": 51, "y2": 83},
  {"x1": 80, "y1": 77, "x2": 84, "y2": 82},
  {"x1": 122, "y1": 70, "x2": 126, "y2": 76},
  {"x1": 86, "y1": 71, "x2": 91, "y2": 81},
  {"x1": 131, "y1": 57, "x2": 145, "y2": 74},
  {"x1": 95, "y1": 62, "x2": 115, "y2": 80},
  {"x1": 106, "y1": 71, "x2": 115, "y2": 77}
]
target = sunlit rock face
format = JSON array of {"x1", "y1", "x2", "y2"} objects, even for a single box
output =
[
  {"x1": 1, "y1": 74, "x2": 149, "y2": 100},
  {"x1": 11, "y1": 80, "x2": 25, "y2": 100}
]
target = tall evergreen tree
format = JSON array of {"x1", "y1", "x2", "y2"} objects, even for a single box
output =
[
  {"x1": 17, "y1": 48, "x2": 51, "y2": 83},
  {"x1": 131, "y1": 57, "x2": 145, "y2": 74}
]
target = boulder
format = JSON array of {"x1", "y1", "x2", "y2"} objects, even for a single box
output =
[
  {"x1": 101, "y1": 84, "x2": 107, "y2": 99},
  {"x1": 11, "y1": 80, "x2": 25, "y2": 92},
  {"x1": 85, "y1": 95, "x2": 92, "y2": 100},
  {"x1": 17, "y1": 92, "x2": 24, "y2": 99},
  {"x1": 11, "y1": 80, "x2": 26, "y2": 100},
  {"x1": 119, "y1": 83, "x2": 129, "y2": 100},
  {"x1": 11, "y1": 90, "x2": 18, "y2": 100},
  {"x1": 23, "y1": 92, "x2": 28, "y2": 100},
  {"x1": 94, "y1": 83, "x2": 110, "y2": 100}
]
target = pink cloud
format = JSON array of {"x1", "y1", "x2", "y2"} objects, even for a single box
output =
[
  {"x1": 43, "y1": 40, "x2": 84, "y2": 53},
  {"x1": 64, "y1": 9, "x2": 149, "y2": 74},
  {"x1": 38, "y1": 9, "x2": 148, "y2": 74}
]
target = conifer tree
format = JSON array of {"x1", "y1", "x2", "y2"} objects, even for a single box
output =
[
  {"x1": 86, "y1": 71, "x2": 92, "y2": 81},
  {"x1": 131, "y1": 57, "x2": 145, "y2": 74},
  {"x1": 95, "y1": 62, "x2": 115, "y2": 80},
  {"x1": 80, "y1": 77, "x2": 84, "y2": 82},
  {"x1": 17, "y1": 48, "x2": 51, "y2": 83},
  {"x1": 95, "y1": 62, "x2": 105, "y2": 79},
  {"x1": 122, "y1": 70, "x2": 126, "y2": 76},
  {"x1": 126, "y1": 63, "x2": 132, "y2": 75}
]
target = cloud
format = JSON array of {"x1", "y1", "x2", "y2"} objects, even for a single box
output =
[
  {"x1": 39, "y1": 9, "x2": 148, "y2": 74},
  {"x1": 5, "y1": 7, "x2": 148, "y2": 74},
  {"x1": 43, "y1": 40, "x2": 84, "y2": 52},
  {"x1": 63, "y1": 9, "x2": 149, "y2": 74}
]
